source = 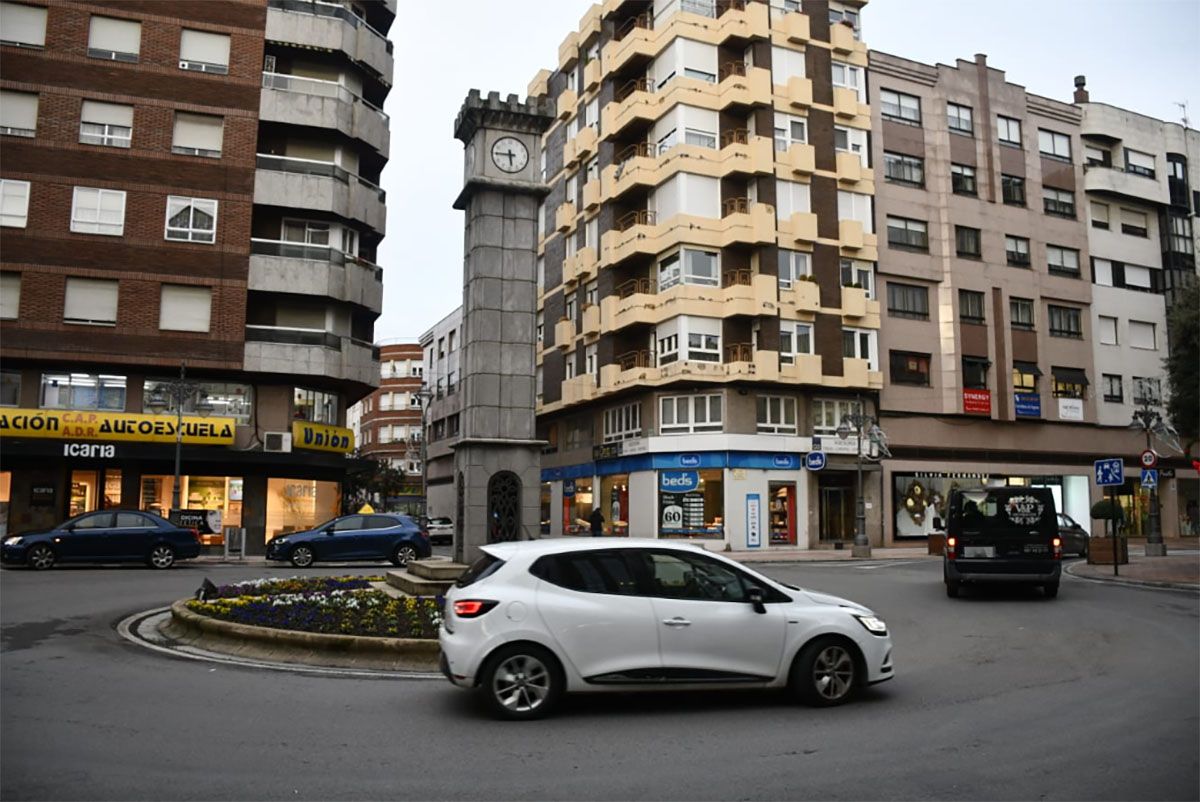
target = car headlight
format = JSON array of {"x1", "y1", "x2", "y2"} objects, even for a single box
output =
[
  {"x1": 853, "y1": 614, "x2": 888, "y2": 635},
  {"x1": 4, "y1": 536, "x2": 22, "y2": 546},
  {"x1": 272, "y1": 537, "x2": 288, "y2": 546}
]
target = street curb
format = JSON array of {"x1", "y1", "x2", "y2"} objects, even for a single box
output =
[
  {"x1": 1063, "y1": 563, "x2": 1199, "y2": 593},
  {"x1": 166, "y1": 599, "x2": 441, "y2": 671}
]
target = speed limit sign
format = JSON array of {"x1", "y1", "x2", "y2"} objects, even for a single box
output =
[{"x1": 1140, "y1": 449, "x2": 1158, "y2": 469}]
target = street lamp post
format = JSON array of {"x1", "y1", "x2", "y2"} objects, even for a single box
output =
[
  {"x1": 145, "y1": 363, "x2": 211, "y2": 513},
  {"x1": 1130, "y1": 399, "x2": 1167, "y2": 557},
  {"x1": 836, "y1": 394, "x2": 889, "y2": 559}
]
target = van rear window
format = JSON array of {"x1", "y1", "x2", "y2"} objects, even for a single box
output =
[
  {"x1": 456, "y1": 554, "x2": 505, "y2": 588},
  {"x1": 959, "y1": 491, "x2": 1051, "y2": 530}
]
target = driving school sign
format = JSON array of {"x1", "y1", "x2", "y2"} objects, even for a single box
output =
[{"x1": 0, "y1": 408, "x2": 235, "y2": 445}]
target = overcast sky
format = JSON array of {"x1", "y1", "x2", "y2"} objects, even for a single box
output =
[{"x1": 373, "y1": 0, "x2": 1200, "y2": 343}]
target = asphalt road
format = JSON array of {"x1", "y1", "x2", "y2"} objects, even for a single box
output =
[{"x1": 2, "y1": 557, "x2": 1197, "y2": 801}]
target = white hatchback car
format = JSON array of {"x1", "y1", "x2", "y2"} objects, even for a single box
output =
[{"x1": 439, "y1": 538, "x2": 894, "y2": 719}]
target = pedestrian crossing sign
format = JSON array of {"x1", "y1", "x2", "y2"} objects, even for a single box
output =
[{"x1": 1141, "y1": 468, "x2": 1158, "y2": 490}]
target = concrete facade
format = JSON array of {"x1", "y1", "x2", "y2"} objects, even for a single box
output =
[{"x1": 420, "y1": 307, "x2": 464, "y2": 522}]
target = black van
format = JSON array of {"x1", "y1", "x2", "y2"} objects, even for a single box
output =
[{"x1": 940, "y1": 486, "x2": 1062, "y2": 599}]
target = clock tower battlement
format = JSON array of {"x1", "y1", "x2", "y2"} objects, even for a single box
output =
[{"x1": 453, "y1": 90, "x2": 554, "y2": 210}]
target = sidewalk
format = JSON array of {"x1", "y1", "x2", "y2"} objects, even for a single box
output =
[{"x1": 1066, "y1": 541, "x2": 1199, "y2": 591}]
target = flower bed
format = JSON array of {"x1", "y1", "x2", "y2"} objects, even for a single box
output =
[{"x1": 185, "y1": 576, "x2": 442, "y2": 639}]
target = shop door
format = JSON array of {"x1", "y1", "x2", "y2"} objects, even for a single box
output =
[
  {"x1": 768, "y1": 483, "x2": 796, "y2": 546},
  {"x1": 819, "y1": 476, "x2": 855, "y2": 541}
]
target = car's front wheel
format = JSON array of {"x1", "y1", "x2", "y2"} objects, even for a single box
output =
[
  {"x1": 148, "y1": 544, "x2": 176, "y2": 569},
  {"x1": 27, "y1": 544, "x2": 55, "y2": 571},
  {"x1": 290, "y1": 546, "x2": 315, "y2": 568},
  {"x1": 1043, "y1": 582, "x2": 1059, "y2": 599},
  {"x1": 790, "y1": 637, "x2": 860, "y2": 707},
  {"x1": 391, "y1": 543, "x2": 418, "y2": 567},
  {"x1": 479, "y1": 644, "x2": 564, "y2": 721}
]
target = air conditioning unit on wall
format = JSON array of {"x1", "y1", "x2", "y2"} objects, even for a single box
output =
[{"x1": 264, "y1": 432, "x2": 292, "y2": 453}]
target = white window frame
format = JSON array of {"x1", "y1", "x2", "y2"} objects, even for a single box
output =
[
  {"x1": 997, "y1": 115, "x2": 1022, "y2": 146},
  {"x1": 842, "y1": 326, "x2": 878, "y2": 371},
  {"x1": 659, "y1": 393, "x2": 723, "y2": 435},
  {"x1": 777, "y1": 249, "x2": 810, "y2": 289},
  {"x1": 840, "y1": 259, "x2": 874, "y2": 298},
  {"x1": 838, "y1": 190, "x2": 874, "y2": 233},
  {"x1": 833, "y1": 125, "x2": 868, "y2": 166},
  {"x1": 603, "y1": 402, "x2": 642, "y2": 442},
  {"x1": 164, "y1": 196, "x2": 218, "y2": 243},
  {"x1": 756, "y1": 395, "x2": 797, "y2": 434},
  {"x1": 658, "y1": 247, "x2": 719, "y2": 290},
  {"x1": 776, "y1": 179, "x2": 811, "y2": 222},
  {"x1": 70, "y1": 187, "x2": 126, "y2": 236},
  {"x1": 585, "y1": 343, "x2": 598, "y2": 375},
  {"x1": 773, "y1": 111, "x2": 807, "y2": 152},
  {"x1": 1098, "y1": 315, "x2": 1119, "y2": 346},
  {"x1": 831, "y1": 60, "x2": 864, "y2": 102},
  {"x1": 1038, "y1": 128, "x2": 1072, "y2": 161},
  {"x1": 879, "y1": 89, "x2": 920, "y2": 124},
  {"x1": 812, "y1": 398, "x2": 862, "y2": 434},
  {"x1": 0, "y1": 179, "x2": 31, "y2": 228},
  {"x1": 565, "y1": 352, "x2": 577, "y2": 380},
  {"x1": 947, "y1": 102, "x2": 973, "y2": 135},
  {"x1": 1128, "y1": 320, "x2": 1157, "y2": 350},
  {"x1": 779, "y1": 321, "x2": 814, "y2": 365}
]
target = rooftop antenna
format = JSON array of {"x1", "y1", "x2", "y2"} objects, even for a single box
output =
[{"x1": 1177, "y1": 101, "x2": 1190, "y2": 128}]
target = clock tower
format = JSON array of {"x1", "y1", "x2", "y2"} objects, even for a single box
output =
[{"x1": 450, "y1": 90, "x2": 553, "y2": 563}]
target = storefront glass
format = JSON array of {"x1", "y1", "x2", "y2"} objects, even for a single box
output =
[
  {"x1": 768, "y1": 482, "x2": 796, "y2": 545},
  {"x1": 891, "y1": 472, "x2": 1078, "y2": 539},
  {"x1": 69, "y1": 470, "x2": 99, "y2": 517},
  {"x1": 658, "y1": 469, "x2": 723, "y2": 538},
  {"x1": 265, "y1": 478, "x2": 339, "y2": 541},
  {"x1": 141, "y1": 475, "x2": 244, "y2": 545},
  {"x1": 600, "y1": 474, "x2": 630, "y2": 535},
  {"x1": 540, "y1": 482, "x2": 552, "y2": 535},
  {"x1": 103, "y1": 470, "x2": 122, "y2": 508},
  {"x1": 564, "y1": 478, "x2": 594, "y2": 535},
  {"x1": 0, "y1": 471, "x2": 10, "y2": 538},
  {"x1": 818, "y1": 472, "x2": 855, "y2": 541}
]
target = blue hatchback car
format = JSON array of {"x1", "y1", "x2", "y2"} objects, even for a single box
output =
[
  {"x1": 265, "y1": 513, "x2": 431, "y2": 568},
  {"x1": 1, "y1": 510, "x2": 202, "y2": 570}
]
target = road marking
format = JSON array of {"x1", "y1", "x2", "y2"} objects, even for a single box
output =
[{"x1": 856, "y1": 560, "x2": 927, "y2": 570}]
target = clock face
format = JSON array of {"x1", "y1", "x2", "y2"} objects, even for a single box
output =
[{"x1": 491, "y1": 136, "x2": 529, "y2": 174}]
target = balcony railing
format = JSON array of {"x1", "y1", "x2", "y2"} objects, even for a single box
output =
[
  {"x1": 724, "y1": 343, "x2": 753, "y2": 362},
  {"x1": 722, "y1": 269, "x2": 752, "y2": 287},
  {"x1": 615, "y1": 210, "x2": 657, "y2": 231},
  {"x1": 719, "y1": 61, "x2": 747, "y2": 81},
  {"x1": 616, "y1": 277, "x2": 655, "y2": 298},
  {"x1": 681, "y1": 0, "x2": 717, "y2": 17},
  {"x1": 614, "y1": 12, "x2": 652, "y2": 42},
  {"x1": 617, "y1": 349, "x2": 655, "y2": 370},
  {"x1": 250, "y1": 238, "x2": 383, "y2": 277},
  {"x1": 261, "y1": 72, "x2": 388, "y2": 121},
  {"x1": 266, "y1": 0, "x2": 393, "y2": 54},
  {"x1": 615, "y1": 77, "x2": 654, "y2": 103},
  {"x1": 615, "y1": 142, "x2": 656, "y2": 165},
  {"x1": 716, "y1": 0, "x2": 747, "y2": 14},
  {"x1": 721, "y1": 128, "x2": 750, "y2": 147},
  {"x1": 722, "y1": 197, "x2": 751, "y2": 216},
  {"x1": 255, "y1": 154, "x2": 386, "y2": 201},
  {"x1": 246, "y1": 324, "x2": 341, "y2": 349}
]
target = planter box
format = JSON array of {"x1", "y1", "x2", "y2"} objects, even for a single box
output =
[
  {"x1": 927, "y1": 534, "x2": 945, "y2": 556},
  {"x1": 1087, "y1": 537, "x2": 1129, "y2": 565}
]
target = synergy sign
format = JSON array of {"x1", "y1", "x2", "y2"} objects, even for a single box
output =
[
  {"x1": 0, "y1": 408, "x2": 235, "y2": 445},
  {"x1": 291, "y1": 420, "x2": 354, "y2": 453}
]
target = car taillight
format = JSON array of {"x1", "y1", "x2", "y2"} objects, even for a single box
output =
[
  {"x1": 189, "y1": 527, "x2": 201, "y2": 544},
  {"x1": 1052, "y1": 536, "x2": 1062, "y2": 559},
  {"x1": 453, "y1": 599, "x2": 498, "y2": 618},
  {"x1": 946, "y1": 536, "x2": 957, "y2": 560},
  {"x1": 419, "y1": 529, "x2": 430, "y2": 541}
]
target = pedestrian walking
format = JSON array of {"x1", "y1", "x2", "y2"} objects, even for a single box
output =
[{"x1": 589, "y1": 507, "x2": 604, "y2": 537}]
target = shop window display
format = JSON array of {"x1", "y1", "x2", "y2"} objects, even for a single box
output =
[
  {"x1": 266, "y1": 478, "x2": 339, "y2": 541},
  {"x1": 563, "y1": 478, "x2": 594, "y2": 535},
  {"x1": 600, "y1": 474, "x2": 630, "y2": 536},
  {"x1": 658, "y1": 469, "x2": 723, "y2": 538}
]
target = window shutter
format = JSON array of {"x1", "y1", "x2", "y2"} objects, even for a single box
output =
[
  {"x1": 0, "y1": 180, "x2": 30, "y2": 227},
  {"x1": 1121, "y1": 208, "x2": 1147, "y2": 229},
  {"x1": 1126, "y1": 150, "x2": 1154, "y2": 170},
  {"x1": 81, "y1": 100, "x2": 133, "y2": 127},
  {"x1": 159, "y1": 284, "x2": 212, "y2": 332},
  {"x1": 0, "y1": 2, "x2": 47, "y2": 46},
  {"x1": 172, "y1": 112, "x2": 224, "y2": 152},
  {"x1": 180, "y1": 29, "x2": 230, "y2": 66},
  {"x1": 88, "y1": 16, "x2": 142, "y2": 55},
  {"x1": 64, "y1": 278, "x2": 119, "y2": 324},
  {"x1": 1124, "y1": 265, "x2": 1152, "y2": 289},
  {"x1": 0, "y1": 272, "x2": 20, "y2": 319},
  {"x1": 0, "y1": 90, "x2": 37, "y2": 131},
  {"x1": 1128, "y1": 321, "x2": 1155, "y2": 349}
]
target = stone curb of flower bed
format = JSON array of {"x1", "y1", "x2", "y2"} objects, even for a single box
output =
[{"x1": 165, "y1": 599, "x2": 440, "y2": 673}]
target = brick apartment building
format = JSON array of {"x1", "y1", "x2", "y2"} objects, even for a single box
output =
[{"x1": 0, "y1": 0, "x2": 394, "y2": 550}]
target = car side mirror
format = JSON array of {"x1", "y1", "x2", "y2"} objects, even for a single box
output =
[
  {"x1": 325, "y1": 529, "x2": 336, "y2": 535},
  {"x1": 747, "y1": 586, "x2": 767, "y2": 614},
  {"x1": 933, "y1": 517, "x2": 943, "y2": 531}
]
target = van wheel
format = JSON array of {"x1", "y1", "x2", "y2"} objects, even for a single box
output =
[
  {"x1": 945, "y1": 580, "x2": 960, "y2": 598},
  {"x1": 1043, "y1": 582, "x2": 1059, "y2": 599}
]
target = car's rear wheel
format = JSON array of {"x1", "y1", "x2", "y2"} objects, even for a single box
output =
[
  {"x1": 1043, "y1": 582, "x2": 1059, "y2": 599},
  {"x1": 391, "y1": 543, "x2": 418, "y2": 567},
  {"x1": 790, "y1": 637, "x2": 860, "y2": 707},
  {"x1": 27, "y1": 544, "x2": 55, "y2": 571},
  {"x1": 290, "y1": 546, "x2": 315, "y2": 568},
  {"x1": 479, "y1": 644, "x2": 563, "y2": 721},
  {"x1": 945, "y1": 580, "x2": 961, "y2": 598},
  {"x1": 148, "y1": 544, "x2": 176, "y2": 569}
]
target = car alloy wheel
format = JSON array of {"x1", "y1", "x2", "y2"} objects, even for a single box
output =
[
  {"x1": 290, "y1": 546, "x2": 314, "y2": 568},
  {"x1": 481, "y1": 645, "x2": 563, "y2": 720},
  {"x1": 812, "y1": 645, "x2": 855, "y2": 701},
  {"x1": 792, "y1": 637, "x2": 859, "y2": 707},
  {"x1": 27, "y1": 544, "x2": 55, "y2": 570},
  {"x1": 392, "y1": 544, "x2": 417, "y2": 567},
  {"x1": 149, "y1": 544, "x2": 176, "y2": 569}
]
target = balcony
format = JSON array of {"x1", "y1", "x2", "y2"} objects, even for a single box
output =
[
  {"x1": 784, "y1": 77, "x2": 813, "y2": 110},
  {"x1": 558, "y1": 30, "x2": 579, "y2": 71},
  {"x1": 779, "y1": 278, "x2": 820, "y2": 315},
  {"x1": 840, "y1": 285, "x2": 867, "y2": 318},
  {"x1": 254, "y1": 154, "x2": 387, "y2": 234},
  {"x1": 833, "y1": 86, "x2": 868, "y2": 121},
  {"x1": 842, "y1": 357, "x2": 883, "y2": 390},
  {"x1": 835, "y1": 151, "x2": 867, "y2": 186},
  {"x1": 600, "y1": 278, "x2": 657, "y2": 331},
  {"x1": 778, "y1": 211, "x2": 818, "y2": 246},
  {"x1": 579, "y1": 3, "x2": 602, "y2": 42},
  {"x1": 265, "y1": 0, "x2": 393, "y2": 86},
  {"x1": 561, "y1": 374, "x2": 599, "y2": 406},
  {"x1": 604, "y1": 134, "x2": 772, "y2": 202},
  {"x1": 583, "y1": 57, "x2": 601, "y2": 92},
  {"x1": 602, "y1": 66, "x2": 772, "y2": 140},
  {"x1": 777, "y1": 10, "x2": 810, "y2": 43},
  {"x1": 581, "y1": 303, "x2": 601, "y2": 338},
  {"x1": 563, "y1": 125, "x2": 598, "y2": 168},
  {"x1": 249, "y1": 238, "x2": 383, "y2": 312},
  {"x1": 602, "y1": 1, "x2": 767, "y2": 78},
  {"x1": 527, "y1": 69, "x2": 550, "y2": 99},
  {"x1": 603, "y1": 13, "x2": 654, "y2": 75},
  {"x1": 1082, "y1": 163, "x2": 1168, "y2": 205},
  {"x1": 726, "y1": 346, "x2": 780, "y2": 382},
  {"x1": 554, "y1": 317, "x2": 575, "y2": 348},
  {"x1": 562, "y1": 246, "x2": 598, "y2": 286},
  {"x1": 777, "y1": 142, "x2": 815, "y2": 176},
  {"x1": 839, "y1": 219, "x2": 878, "y2": 260},
  {"x1": 601, "y1": 203, "x2": 775, "y2": 267},
  {"x1": 582, "y1": 179, "x2": 602, "y2": 211},
  {"x1": 600, "y1": 349, "x2": 660, "y2": 393},
  {"x1": 244, "y1": 325, "x2": 376, "y2": 386},
  {"x1": 556, "y1": 87, "x2": 578, "y2": 122},
  {"x1": 260, "y1": 72, "x2": 389, "y2": 155},
  {"x1": 555, "y1": 201, "x2": 577, "y2": 234},
  {"x1": 829, "y1": 21, "x2": 863, "y2": 55},
  {"x1": 779, "y1": 353, "x2": 822, "y2": 384}
]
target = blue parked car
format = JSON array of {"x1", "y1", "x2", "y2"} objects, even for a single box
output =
[
  {"x1": 265, "y1": 513, "x2": 431, "y2": 568},
  {"x1": 1, "y1": 510, "x2": 202, "y2": 570}
]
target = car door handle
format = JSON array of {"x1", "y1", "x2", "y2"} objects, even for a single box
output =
[{"x1": 662, "y1": 617, "x2": 691, "y2": 627}]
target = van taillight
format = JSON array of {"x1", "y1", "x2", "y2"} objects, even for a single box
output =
[
  {"x1": 946, "y1": 536, "x2": 957, "y2": 560},
  {"x1": 453, "y1": 599, "x2": 498, "y2": 618},
  {"x1": 1052, "y1": 536, "x2": 1062, "y2": 559}
]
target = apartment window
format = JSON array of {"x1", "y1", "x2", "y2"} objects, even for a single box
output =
[
  {"x1": 831, "y1": 61, "x2": 864, "y2": 102},
  {"x1": 294, "y1": 387, "x2": 338, "y2": 424},
  {"x1": 886, "y1": 282, "x2": 928, "y2": 320},
  {"x1": 1102, "y1": 374, "x2": 1123, "y2": 403},
  {"x1": 773, "y1": 112, "x2": 807, "y2": 151},
  {"x1": 0, "y1": 90, "x2": 37, "y2": 137},
  {"x1": 687, "y1": 324, "x2": 720, "y2": 362},
  {"x1": 886, "y1": 216, "x2": 927, "y2": 251},
  {"x1": 79, "y1": 100, "x2": 133, "y2": 148},
  {"x1": 883, "y1": 152, "x2": 924, "y2": 187},
  {"x1": 0, "y1": 2, "x2": 48, "y2": 47},
  {"x1": 64, "y1": 277, "x2": 118, "y2": 325},
  {"x1": 0, "y1": 370, "x2": 19, "y2": 406},
  {"x1": 448, "y1": 330, "x2": 457, "y2": 352},
  {"x1": 537, "y1": 255, "x2": 545, "y2": 294},
  {"x1": 158, "y1": 284, "x2": 211, "y2": 332},
  {"x1": 1001, "y1": 174, "x2": 1025, "y2": 206},
  {"x1": 842, "y1": 327, "x2": 878, "y2": 370},
  {"x1": 959, "y1": 289, "x2": 985, "y2": 323},
  {"x1": 947, "y1": 103, "x2": 973, "y2": 135},
  {"x1": 950, "y1": 163, "x2": 977, "y2": 196},
  {"x1": 603, "y1": 402, "x2": 642, "y2": 443},
  {"x1": 1005, "y1": 235, "x2": 1030, "y2": 266},
  {"x1": 837, "y1": 190, "x2": 873, "y2": 232},
  {"x1": 828, "y1": 3, "x2": 860, "y2": 34},
  {"x1": 1010, "y1": 297, "x2": 1035, "y2": 330},
  {"x1": 585, "y1": 344, "x2": 597, "y2": 375},
  {"x1": 1085, "y1": 144, "x2": 1112, "y2": 167},
  {"x1": 1132, "y1": 377, "x2": 1161, "y2": 405},
  {"x1": 1048, "y1": 305, "x2": 1083, "y2": 339},
  {"x1": 1090, "y1": 201, "x2": 1110, "y2": 229},
  {"x1": 584, "y1": 280, "x2": 598, "y2": 308},
  {"x1": 585, "y1": 98, "x2": 600, "y2": 132},
  {"x1": 833, "y1": 126, "x2": 868, "y2": 164},
  {"x1": 880, "y1": 89, "x2": 920, "y2": 124},
  {"x1": 41, "y1": 373, "x2": 126, "y2": 411},
  {"x1": 1051, "y1": 367, "x2": 1088, "y2": 400},
  {"x1": 1120, "y1": 208, "x2": 1148, "y2": 237},
  {"x1": 164, "y1": 196, "x2": 217, "y2": 243},
  {"x1": 565, "y1": 294, "x2": 577, "y2": 322},
  {"x1": 776, "y1": 180, "x2": 812, "y2": 220},
  {"x1": 535, "y1": 365, "x2": 543, "y2": 401},
  {"x1": 997, "y1": 115, "x2": 1022, "y2": 146},
  {"x1": 171, "y1": 112, "x2": 223, "y2": 158},
  {"x1": 955, "y1": 226, "x2": 981, "y2": 258},
  {"x1": 1038, "y1": 129, "x2": 1071, "y2": 161},
  {"x1": 813, "y1": 398, "x2": 863, "y2": 434},
  {"x1": 659, "y1": 394, "x2": 723, "y2": 435},
  {"x1": 1042, "y1": 187, "x2": 1075, "y2": 218},
  {"x1": 536, "y1": 312, "x2": 544, "y2": 346},
  {"x1": 0, "y1": 179, "x2": 30, "y2": 228},
  {"x1": 889, "y1": 351, "x2": 930, "y2": 385},
  {"x1": 779, "y1": 322, "x2": 813, "y2": 365},
  {"x1": 1124, "y1": 149, "x2": 1155, "y2": 178},
  {"x1": 179, "y1": 29, "x2": 230, "y2": 73},
  {"x1": 565, "y1": 173, "x2": 578, "y2": 203},
  {"x1": 70, "y1": 187, "x2": 126, "y2": 236},
  {"x1": 771, "y1": 44, "x2": 807, "y2": 84},
  {"x1": 145, "y1": 378, "x2": 251, "y2": 422},
  {"x1": 840, "y1": 259, "x2": 874, "y2": 297},
  {"x1": 658, "y1": 248, "x2": 718, "y2": 290},
  {"x1": 1167, "y1": 214, "x2": 1194, "y2": 255},
  {"x1": 283, "y1": 219, "x2": 329, "y2": 245},
  {"x1": 756, "y1": 396, "x2": 797, "y2": 435},
  {"x1": 88, "y1": 16, "x2": 141, "y2": 62},
  {"x1": 657, "y1": 317, "x2": 722, "y2": 365},
  {"x1": 1129, "y1": 320, "x2": 1157, "y2": 350},
  {"x1": 1047, "y1": 245, "x2": 1080, "y2": 277},
  {"x1": 1098, "y1": 315, "x2": 1118, "y2": 345},
  {"x1": 962, "y1": 357, "x2": 990, "y2": 390},
  {"x1": 776, "y1": 249, "x2": 810, "y2": 289},
  {"x1": 1013, "y1": 362, "x2": 1039, "y2": 393},
  {"x1": 0, "y1": 272, "x2": 19, "y2": 319}
]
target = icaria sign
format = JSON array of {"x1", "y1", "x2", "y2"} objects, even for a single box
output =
[{"x1": 0, "y1": 409, "x2": 235, "y2": 445}]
